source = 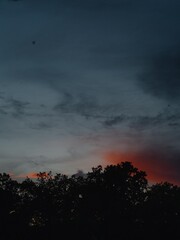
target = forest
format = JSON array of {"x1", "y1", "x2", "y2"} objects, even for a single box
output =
[{"x1": 0, "y1": 162, "x2": 179, "y2": 240}]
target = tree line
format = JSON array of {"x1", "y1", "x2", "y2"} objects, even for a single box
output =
[{"x1": 0, "y1": 162, "x2": 179, "y2": 240}]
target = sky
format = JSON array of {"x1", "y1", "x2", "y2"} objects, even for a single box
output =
[{"x1": 0, "y1": 0, "x2": 180, "y2": 184}]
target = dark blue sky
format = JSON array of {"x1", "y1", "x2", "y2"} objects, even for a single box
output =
[{"x1": 0, "y1": 0, "x2": 180, "y2": 184}]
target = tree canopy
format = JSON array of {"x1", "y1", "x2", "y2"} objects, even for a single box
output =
[{"x1": 0, "y1": 162, "x2": 179, "y2": 240}]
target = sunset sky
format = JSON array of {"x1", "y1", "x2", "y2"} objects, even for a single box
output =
[{"x1": 0, "y1": 0, "x2": 180, "y2": 184}]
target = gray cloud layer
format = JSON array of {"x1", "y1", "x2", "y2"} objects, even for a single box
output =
[{"x1": 0, "y1": 0, "x2": 180, "y2": 180}]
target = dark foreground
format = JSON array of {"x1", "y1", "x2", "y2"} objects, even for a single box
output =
[{"x1": 0, "y1": 162, "x2": 179, "y2": 240}]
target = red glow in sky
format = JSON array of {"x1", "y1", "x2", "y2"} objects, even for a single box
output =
[
  {"x1": 16, "y1": 172, "x2": 38, "y2": 179},
  {"x1": 104, "y1": 150, "x2": 179, "y2": 185}
]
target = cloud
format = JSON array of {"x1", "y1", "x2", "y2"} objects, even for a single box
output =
[
  {"x1": 129, "y1": 107, "x2": 180, "y2": 131},
  {"x1": 6, "y1": 67, "x2": 68, "y2": 92},
  {"x1": 103, "y1": 115, "x2": 126, "y2": 127},
  {"x1": 0, "y1": 98, "x2": 28, "y2": 117},
  {"x1": 0, "y1": 92, "x2": 5, "y2": 99},
  {"x1": 30, "y1": 121, "x2": 52, "y2": 130},
  {"x1": 0, "y1": 154, "x2": 58, "y2": 178},
  {"x1": 54, "y1": 92, "x2": 113, "y2": 119},
  {"x1": 101, "y1": 105, "x2": 180, "y2": 130},
  {"x1": 0, "y1": 96, "x2": 54, "y2": 121},
  {"x1": 0, "y1": 108, "x2": 8, "y2": 115},
  {"x1": 72, "y1": 170, "x2": 86, "y2": 178},
  {"x1": 138, "y1": 51, "x2": 180, "y2": 102},
  {"x1": 7, "y1": 99, "x2": 30, "y2": 117},
  {"x1": 0, "y1": 98, "x2": 31, "y2": 119}
]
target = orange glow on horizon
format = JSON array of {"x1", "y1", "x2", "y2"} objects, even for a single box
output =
[
  {"x1": 104, "y1": 151, "x2": 180, "y2": 185},
  {"x1": 16, "y1": 172, "x2": 38, "y2": 179}
]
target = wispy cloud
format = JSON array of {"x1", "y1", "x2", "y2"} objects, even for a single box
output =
[
  {"x1": 7, "y1": 98, "x2": 30, "y2": 117},
  {"x1": 103, "y1": 115, "x2": 127, "y2": 127},
  {"x1": 29, "y1": 121, "x2": 53, "y2": 130},
  {"x1": 54, "y1": 92, "x2": 118, "y2": 120}
]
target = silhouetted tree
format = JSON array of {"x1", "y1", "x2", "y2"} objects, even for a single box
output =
[{"x1": 0, "y1": 162, "x2": 179, "y2": 240}]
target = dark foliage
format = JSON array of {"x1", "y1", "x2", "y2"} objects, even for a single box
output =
[{"x1": 0, "y1": 162, "x2": 179, "y2": 240}]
